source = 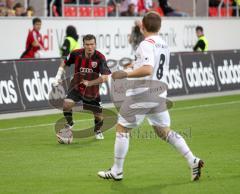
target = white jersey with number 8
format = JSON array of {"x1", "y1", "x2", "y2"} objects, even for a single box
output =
[
  {"x1": 133, "y1": 35, "x2": 170, "y2": 85},
  {"x1": 119, "y1": 35, "x2": 171, "y2": 128}
]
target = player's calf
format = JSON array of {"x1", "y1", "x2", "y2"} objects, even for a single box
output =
[
  {"x1": 94, "y1": 117, "x2": 104, "y2": 140},
  {"x1": 153, "y1": 126, "x2": 171, "y2": 140}
]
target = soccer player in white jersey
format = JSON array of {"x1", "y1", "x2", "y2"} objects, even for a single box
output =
[{"x1": 98, "y1": 11, "x2": 204, "y2": 181}]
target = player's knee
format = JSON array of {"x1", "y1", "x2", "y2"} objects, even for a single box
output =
[
  {"x1": 116, "y1": 124, "x2": 130, "y2": 133},
  {"x1": 94, "y1": 113, "x2": 103, "y2": 122},
  {"x1": 63, "y1": 99, "x2": 74, "y2": 111},
  {"x1": 153, "y1": 126, "x2": 170, "y2": 140}
]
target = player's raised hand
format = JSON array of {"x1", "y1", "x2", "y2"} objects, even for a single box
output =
[
  {"x1": 53, "y1": 66, "x2": 65, "y2": 87},
  {"x1": 52, "y1": 78, "x2": 62, "y2": 87},
  {"x1": 112, "y1": 70, "x2": 128, "y2": 80}
]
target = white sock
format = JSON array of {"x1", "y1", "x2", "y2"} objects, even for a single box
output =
[
  {"x1": 112, "y1": 132, "x2": 129, "y2": 174},
  {"x1": 167, "y1": 130, "x2": 195, "y2": 166}
]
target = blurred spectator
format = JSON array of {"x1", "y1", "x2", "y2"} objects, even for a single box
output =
[
  {"x1": 64, "y1": 0, "x2": 90, "y2": 3},
  {"x1": 108, "y1": 0, "x2": 121, "y2": 16},
  {"x1": 209, "y1": 0, "x2": 224, "y2": 7},
  {"x1": 193, "y1": 26, "x2": 208, "y2": 52},
  {"x1": 0, "y1": 6, "x2": 7, "y2": 16},
  {"x1": 0, "y1": 1, "x2": 36, "y2": 17},
  {"x1": 0, "y1": 0, "x2": 5, "y2": 7},
  {"x1": 232, "y1": 0, "x2": 240, "y2": 16},
  {"x1": 7, "y1": 7, "x2": 15, "y2": 16},
  {"x1": 64, "y1": 0, "x2": 76, "y2": 3},
  {"x1": 47, "y1": 0, "x2": 62, "y2": 16},
  {"x1": 21, "y1": 18, "x2": 44, "y2": 58},
  {"x1": 80, "y1": 0, "x2": 90, "y2": 4},
  {"x1": 0, "y1": 0, "x2": 12, "y2": 7},
  {"x1": 25, "y1": 6, "x2": 35, "y2": 17},
  {"x1": 129, "y1": 20, "x2": 144, "y2": 51},
  {"x1": 6, "y1": 0, "x2": 14, "y2": 9},
  {"x1": 120, "y1": 0, "x2": 138, "y2": 16},
  {"x1": 158, "y1": 0, "x2": 188, "y2": 16},
  {"x1": 0, "y1": 0, "x2": 15, "y2": 16},
  {"x1": 138, "y1": 0, "x2": 153, "y2": 15},
  {"x1": 60, "y1": 25, "x2": 80, "y2": 59},
  {"x1": 13, "y1": 2, "x2": 24, "y2": 16},
  {"x1": 121, "y1": 3, "x2": 138, "y2": 16}
]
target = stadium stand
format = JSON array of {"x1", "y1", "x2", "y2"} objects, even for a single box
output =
[
  {"x1": 208, "y1": 0, "x2": 235, "y2": 16},
  {"x1": 62, "y1": 0, "x2": 164, "y2": 17},
  {"x1": 0, "y1": 0, "x2": 238, "y2": 17}
]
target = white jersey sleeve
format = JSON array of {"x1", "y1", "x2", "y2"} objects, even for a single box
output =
[{"x1": 137, "y1": 40, "x2": 155, "y2": 67}]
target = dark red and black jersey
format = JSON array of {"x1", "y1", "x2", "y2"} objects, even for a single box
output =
[{"x1": 65, "y1": 48, "x2": 111, "y2": 101}]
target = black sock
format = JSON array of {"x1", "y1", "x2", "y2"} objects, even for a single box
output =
[
  {"x1": 63, "y1": 110, "x2": 74, "y2": 126},
  {"x1": 94, "y1": 119, "x2": 103, "y2": 133}
]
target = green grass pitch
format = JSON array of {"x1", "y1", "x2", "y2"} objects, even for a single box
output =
[{"x1": 0, "y1": 94, "x2": 240, "y2": 194}]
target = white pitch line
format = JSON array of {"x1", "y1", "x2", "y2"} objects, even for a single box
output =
[
  {"x1": 0, "y1": 100, "x2": 240, "y2": 132},
  {"x1": 170, "y1": 100, "x2": 240, "y2": 111},
  {"x1": 0, "y1": 118, "x2": 94, "y2": 132}
]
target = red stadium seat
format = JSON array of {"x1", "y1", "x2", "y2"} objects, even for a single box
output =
[
  {"x1": 209, "y1": 0, "x2": 233, "y2": 17},
  {"x1": 209, "y1": 7, "x2": 218, "y2": 16},
  {"x1": 94, "y1": 7, "x2": 105, "y2": 17},
  {"x1": 209, "y1": 7, "x2": 233, "y2": 16},
  {"x1": 64, "y1": 6, "x2": 77, "y2": 16},
  {"x1": 79, "y1": 6, "x2": 91, "y2": 16},
  {"x1": 63, "y1": 5, "x2": 123, "y2": 17}
]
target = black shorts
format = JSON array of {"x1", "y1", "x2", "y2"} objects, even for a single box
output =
[{"x1": 66, "y1": 89, "x2": 102, "y2": 113}]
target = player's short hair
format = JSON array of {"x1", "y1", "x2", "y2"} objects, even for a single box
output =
[
  {"x1": 32, "y1": 17, "x2": 41, "y2": 25},
  {"x1": 83, "y1": 34, "x2": 96, "y2": 44},
  {"x1": 142, "y1": 11, "x2": 161, "y2": 33},
  {"x1": 13, "y1": 2, "x2": 23, "y2": 10},
  {"x1": 196, "y1": 26, "x2": 203, "y2": 32}
]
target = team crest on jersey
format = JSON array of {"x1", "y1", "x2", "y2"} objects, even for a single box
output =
[
  {"x1": 91, "y1": 62, "x2": 98, "y2": 68},
  {"x1": 144, "y1": 57, "x2": 149, "y2": 62}
]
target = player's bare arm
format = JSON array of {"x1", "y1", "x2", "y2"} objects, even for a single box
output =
[{"x1": 112, "y1": 65, "x2": 153, "y2": 79}]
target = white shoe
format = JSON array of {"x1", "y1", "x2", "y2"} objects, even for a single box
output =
[
  {"x1": 191, "y1": 157, "x2": 204, "y2": 181},
  {"x1": 98, "y1": 169, "x2": 123, "y2": 181},
  {"x1": 56, "y1": 124, "x2": 73, "y2": 144},
  {"x1": 60, "y1": 123, "x2": 73, "y2": 132},
  {"x1": 95, "y1": 131, "x2": 104, "y2": 140}
]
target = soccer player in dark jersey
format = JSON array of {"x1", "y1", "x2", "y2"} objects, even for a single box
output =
[{"x1": 53, "y1": 34, "x2": 111, "y2": 140}]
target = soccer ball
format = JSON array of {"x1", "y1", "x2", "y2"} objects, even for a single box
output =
[{"x1": 56, "y1": 127, "x2": 73, "y2": 144}]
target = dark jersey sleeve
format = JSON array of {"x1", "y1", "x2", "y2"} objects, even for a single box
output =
[
  {"x1": 193, "y1": 40, "x2": 206, "y2": 51},
  {"x1": 65, "y1": 51, "x2": 78, "y2": 66},
  {"x1": 61, "y1": 39, "x2": 70, "y2": 59},
  {"x1": 99, "y1": 57, "x2": 111, "y2": 75}
]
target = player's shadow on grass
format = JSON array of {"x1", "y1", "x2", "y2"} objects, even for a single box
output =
[
  {"x1": 53, "y1": 138, "x2": 101, "y2": 148},
  {"x1": 109, "y1": 174, "x2": 240, "y2": 193},
  {"x1": 109, "y1": 181, "x2": 191, "y2": 194}
]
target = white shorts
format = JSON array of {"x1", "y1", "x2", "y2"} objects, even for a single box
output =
[
  {"x1": 118, "y1": 110, "x2": 171, "y2": 129},
  {"x1": 117, "y1": 89, "x2": 170, "y2": 128}
]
